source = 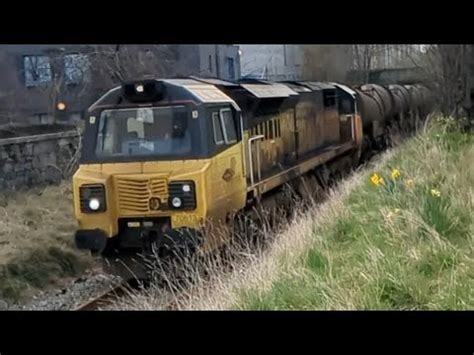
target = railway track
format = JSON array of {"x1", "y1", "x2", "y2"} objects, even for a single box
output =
[{"x1": 74, "y1": 283, "x2": 129, "y2": 311}]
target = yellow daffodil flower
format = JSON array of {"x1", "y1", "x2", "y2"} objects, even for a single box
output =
[
  {"x1": 370, "y1": 173, "x2": 385, "y2": 186},
  {"x1": 391, "y1": 168, "x2": 401, "y2": 179}
]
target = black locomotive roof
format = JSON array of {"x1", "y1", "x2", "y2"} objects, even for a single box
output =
[
  {"x1": 87, "y1": 77, "x2": 353, "y2": 113},
  {"x1": 238, "y1": 78, "x2": 272, "y2": 85},
  {"x1": 281, "y1": 81, "x2": 313, "y2": 93},
  {"x1": 88, "y1": 78, "x2": 238, "y2": 112},
  {"x1": 238, "y1": 81, "x2": 298, "y2": 98},
  {"x1": 328, "y1": 82, "x2": 357, "y2": 98},
  {"x1": 189, "y1": 76, "x2": 239, "y2": 86},
  {"x1": 299, "y1": 82, "x2": 337, "y2": 91}
]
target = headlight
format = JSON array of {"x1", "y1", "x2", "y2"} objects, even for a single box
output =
[
  {"x1": 171, "y1": 197, "x2": 182, "y2": 208},
  {"x1": 79, "y1": 184, "x2": 106, "y2": 213},
  {"x1": 168, "y1": 181, "x2": 196, "y2": 210},
  {"x1": 89, "y1": 198, "x2": 101, "y2": 211}
]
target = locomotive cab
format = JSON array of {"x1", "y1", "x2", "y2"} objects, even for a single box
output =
[{"x1": 73, "y1": 79, "x2": 247, "y2": 255}]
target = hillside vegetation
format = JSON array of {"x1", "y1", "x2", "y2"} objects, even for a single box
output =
[{"x1": 233, "y1": 118, "x2": 474, "y2": 310}]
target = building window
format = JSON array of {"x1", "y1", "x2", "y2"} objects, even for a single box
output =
[
  {"x1": 23, "y1": 55, "x2": 52, "y2": 87},
  {"x1": 64, "y1": 53, "x2": 89, "y2": 84},
  {"x1": 227, "y1": 57, "x2": 235, "y2": 80},
  {"x1": 208, "y1": 55, "x2": 213, "y2": 74}
]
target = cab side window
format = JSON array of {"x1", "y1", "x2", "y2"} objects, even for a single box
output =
[
  {"x1": 212, "y1": 112, "x2": 224, "y2": 145},
  {"x1": 220, "y1": 108, "x2": 237, "y2": 144}
]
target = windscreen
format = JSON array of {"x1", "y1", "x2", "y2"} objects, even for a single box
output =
[{"x1": 95, "y1": 106, "x2": 193, "y2": 158}]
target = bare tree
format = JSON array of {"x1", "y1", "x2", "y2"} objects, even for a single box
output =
[
  {"x1": 350, "y1": 45, "x2": 380, "y2": 83},
  {"x1": 348, "y1": 45, "x2": 426, "y2": 85},
  {"x1": 406, "y1": 44, "x2": 473, "y2": 120},
  {"x1": 86, "y1": 45, "x2": 178, "y2": 92}
]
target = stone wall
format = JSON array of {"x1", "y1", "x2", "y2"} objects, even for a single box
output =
[{"x1": 0, "y1": 130, "x2": 80, "y2": 191}]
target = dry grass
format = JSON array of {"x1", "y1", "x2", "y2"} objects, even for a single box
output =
[{"x1": 0, "y1": 183, "x2": 93, "y2": 301}]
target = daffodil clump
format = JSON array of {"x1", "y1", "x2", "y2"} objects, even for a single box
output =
[
  {"x1": 370, "y1": 168, "x2": 402, "y2": 185},
  {"x1": 369, "y1": 167, "x2": 442, "y2": 201},
  {"x1": 369, "y1": 167, "x2": 403, "y2": 193}
]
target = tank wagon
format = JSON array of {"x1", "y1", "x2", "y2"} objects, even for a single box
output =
[
  {"x1": 72, "y1": 77, "x2": 433, "y2": 260},
  {"x1": 355, "y1": 82, "x2": 433, "y2": 158}
]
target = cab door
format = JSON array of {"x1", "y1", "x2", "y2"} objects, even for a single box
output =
[{"x1": 209, "y1": 106, "x2": 246, "y2": 221}]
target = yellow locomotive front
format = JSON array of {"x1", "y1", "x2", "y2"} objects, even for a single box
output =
[{"x1": 73, "y1": 79, "x2": 247, "y2": 255}]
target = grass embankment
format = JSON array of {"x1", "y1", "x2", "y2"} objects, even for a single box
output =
[
  {"x1": 0, "y1": 184, "x2": 93, "y2": 302},
  {"x1": 234, "y1": 119, "x2": 473, "y2": 310}
]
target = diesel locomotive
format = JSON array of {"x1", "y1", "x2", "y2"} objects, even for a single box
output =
[{"x1": 72, "y1": 77, "x2": 433, "y2": 258}]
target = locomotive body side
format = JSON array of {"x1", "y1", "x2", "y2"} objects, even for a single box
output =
[{"x1": 220, "y1": 80, "x2": 362, "y2": 201}]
